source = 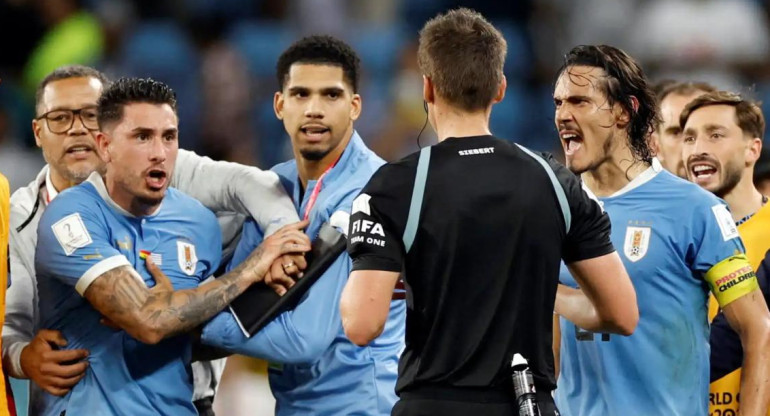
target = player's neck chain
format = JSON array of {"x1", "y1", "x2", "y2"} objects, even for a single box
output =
[{"x1": 735, "y1": 195, "x2": 769, "y2": 226}]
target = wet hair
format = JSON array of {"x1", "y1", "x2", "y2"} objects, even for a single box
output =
[
  {"x1": 417, "y1": 8, "x2": 507, "y2": 111},
  {"x1": 35, "y1": 65, "x2": 109, "y2": 115},
  {"x1": 558, "y1": 45, "x2": 660, "y2": 163},
  {"x1": 276, "y1": 35, "x2": 361, "y2": 92},
  {"x1": 679, "y1": 90, "x2": 764, "y2": 139},
  {"x1": 97, "y1": 77, "x2": 177, "y2": 130}
]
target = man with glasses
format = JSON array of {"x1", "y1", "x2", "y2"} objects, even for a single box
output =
[{"x1": 4, "y1": 65, "x2": 300, "y2": 416}]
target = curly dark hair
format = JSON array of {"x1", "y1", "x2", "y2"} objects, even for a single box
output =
[
  {"x1": 558, "y1": 45, "x2": 660, "y2": 163},
  {"x1": 276, "y1": 35, "x2": 361, "y2": 93},
  {"x1": 97, "y1": 77, "x2": 177, "y2": 130},
  {"x1": 35, "y1": 65, "x2": 110, "y2": 115}
]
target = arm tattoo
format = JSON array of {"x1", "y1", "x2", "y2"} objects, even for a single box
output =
[{"x1": 85, "y1": 246, "x2": 265, "y2": 341}]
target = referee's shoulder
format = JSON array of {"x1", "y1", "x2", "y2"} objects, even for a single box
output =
[
  {"x1": 363, "y1": 150, "x2": 421, "y2": 195},
  {"x1": 374, "y1": 150, "x2": 420, "y2": 177}
]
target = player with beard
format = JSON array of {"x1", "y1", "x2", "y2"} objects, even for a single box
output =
[
  {"x1": 5, "y1": 66, "x2": 301, "y2": 416},
  {"x1": 200, "y1": 36, "x2": 406, "y2": 415},
  {"x1": 552, "y1": 45, "x2": 770, "y2": 416},
  {"x1": 33, "y1": 78, "x2": 310, "y2": 416},
  {"x1": 680, "y1": 91, "x2": 770, "y2": 415}
]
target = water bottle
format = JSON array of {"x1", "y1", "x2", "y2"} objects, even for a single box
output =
[{"x1": 511, "y1": 353, "x2": 540, "y2": 416}]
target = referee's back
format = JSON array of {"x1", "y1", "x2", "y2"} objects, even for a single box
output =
[
  {"x1": 348, "y1": 135, "x2": 613, "y2": 396},
  {"x1": 340, "y1": 8, "x2": 637, "y2": 416}
]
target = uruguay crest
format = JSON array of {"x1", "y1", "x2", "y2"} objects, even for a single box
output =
[
  {"x1": 177, "y1": 240, "x2": 198, "y2": 276},
  {"x1": 623, "y1": 226, "x2": 651, "y2": 262}
]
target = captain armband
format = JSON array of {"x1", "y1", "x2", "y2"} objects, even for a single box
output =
[{"x1": 704, "y1": 254, "x2": 759, "y2": 307}]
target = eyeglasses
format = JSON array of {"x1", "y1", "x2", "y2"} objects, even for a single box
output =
[{"x1": 36, "y1": 106, "x2": 99, "y2": 134}]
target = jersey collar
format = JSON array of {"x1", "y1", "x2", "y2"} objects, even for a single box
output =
[
  {"x1": 45, "y1": 168, "x2": 60, "y2": 204},
  {"x1": 86, "y1": 172, "x2": 163, "y2": 218},
  {"x1": 607, "y1": 159, "x2": 662, "y2": 198}
]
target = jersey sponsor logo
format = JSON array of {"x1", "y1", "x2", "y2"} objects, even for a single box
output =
[
  {"x1": 52, "y1": 213, "x2": 93, "y2": 255},
  {"x1": 116, "y1": 236, "x2": 132, "y2": 250},
  {"x1": 83, "y1": 250, "x2": 103, "y2": 261},
  {"x1": 458, "y1": 147, "x2": 495, "y2": 156},
  {"x1": 177, "y1": 240, "x2": 198, "y2": 275},
  {"x1": 352, "y1": 193, "x2": 371, "y2": 216},
  {"x1": 712, "y1": 204, "x2": 739, "y2": 241},
  {"x1": 623, "y1": 226, "x2": 651, "y2": 262}
]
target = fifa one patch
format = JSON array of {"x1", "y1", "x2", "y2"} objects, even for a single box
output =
[
  {"x1": 623, "y1": 226, "x2": 651, "y2": 262},
  {"x1": 176, "y1": 240, "x2": 198, "y2": 276}
]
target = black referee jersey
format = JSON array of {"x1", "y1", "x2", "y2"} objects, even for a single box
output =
[{"x1": 347, "y1": 135, "x2": 614, "y2": 398}]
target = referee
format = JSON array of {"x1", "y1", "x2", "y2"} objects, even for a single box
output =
[{"x1": 340, "y1": 8, "x2": 639, "y2": 416}]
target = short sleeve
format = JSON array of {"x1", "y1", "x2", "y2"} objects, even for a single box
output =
[
  {"x1": 689, "y1": 200, "x2": 754, "y2": 306},
  {"x1": 348, "y1": 163, "x2": 411, "y2": 273},
  {"x1": 690, "y1": 201, "x2": 746, "y2": 274},
  {"x1": 35, "y1": 194, "x2": 129, "y2": 296},
  {"x1": 544, "y1": 155, "x2": 614, "y2": 263}
]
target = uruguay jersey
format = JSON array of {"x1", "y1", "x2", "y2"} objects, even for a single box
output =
[
  {"x1": 555, "y1": 164, "x2": 749, "y2": 416},
  {"x1": 35, "y1": 172, "x2": 221, "y2": 416}
]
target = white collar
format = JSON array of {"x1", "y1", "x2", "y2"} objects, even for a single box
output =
[
  {"x1": 607, "y1": 160, "x2": 662, "y2": 198},
  {"x1": 45, "y1": 168, "x2": 60, "y2": 203},
  {"x1": 86, "y1": 172, "x2": 162, "y2": 218}
]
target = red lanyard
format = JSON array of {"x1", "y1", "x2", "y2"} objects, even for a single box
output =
[{"x1": 303, "y1": 156, "x2": 341, "y2": 220}]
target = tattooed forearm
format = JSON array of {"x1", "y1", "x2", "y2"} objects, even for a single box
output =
[
  {"x1": 81, "y1": 226, "x2": 305, "y2": 344},
  {"x1": 84, "y1": 254, "x2": 265, "y2": 344}
]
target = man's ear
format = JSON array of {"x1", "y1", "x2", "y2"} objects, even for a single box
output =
[
  {"x1": 350, "y1": 93, "x2": 362, "y2": 121},
  {"x1": 747, "y1": 136, "x2": 762, "y2": 166},
  {"x1": 274, "y1": 91, "x2": 284, "y2": 120},
  {"x1": 95, "y1": 131, "x2": 112, "y2": 163},
  {"x1": 616, "y1": 96, "x2": 639, "y2": 128},
  {"x1": 32, "y1": 119, "x2": 43, "y2": 148}
]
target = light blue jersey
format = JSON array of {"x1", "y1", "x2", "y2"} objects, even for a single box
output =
[
  {"x1": 202, "y1": 132, "x2": 406, "y2": 416},
  {"x1": 35, "y1": 173, "x2": 221, "y2": 416},
  {"x1": 555, "y1": 164, "x2": 745, "y2": 416}
]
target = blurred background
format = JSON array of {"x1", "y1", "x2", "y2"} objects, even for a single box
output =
[{"x1": 3, "y1": 0, "x2": 770, "y2": 413}]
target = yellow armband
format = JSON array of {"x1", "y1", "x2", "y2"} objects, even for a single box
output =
[{"x1": 704, "y1": 254, "x2": 759, "y2": 307}]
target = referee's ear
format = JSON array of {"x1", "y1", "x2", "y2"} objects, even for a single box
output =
[
  {"x1": 492, "y1": 75, "x2": 507, "y2": 105},
  {"x1": 422, "y1": 75, "x2": 435, "y2": 106}
]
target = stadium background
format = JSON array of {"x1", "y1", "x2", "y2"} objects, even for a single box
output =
[{"x1": 2, "y1": 0, "x2": 770, "y2": 414}]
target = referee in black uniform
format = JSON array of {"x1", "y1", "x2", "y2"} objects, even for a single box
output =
[{"x1": 340, "y1": 8, "x2": 639, "y2": 416}]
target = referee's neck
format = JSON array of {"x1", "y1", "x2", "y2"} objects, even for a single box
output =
[{"x1": 434, "y1": 107, "x2": 491, "y2": 142}]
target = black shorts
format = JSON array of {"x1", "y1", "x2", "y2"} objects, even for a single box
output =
[{"x1": 392, "y1": 386, "x2": 559, "y2": 416}]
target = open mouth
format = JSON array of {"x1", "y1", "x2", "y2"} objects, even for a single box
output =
[
  {"x1": 560, "y1": 131, "x2": 584, "y2": 156},
  {"x1": 690, "y1": 163, "x2": 717, "y2": 180},
  {"x1": 146, "y1": 169, "x2": 167, "y2": 189},
  {"x1": 301, "y1": 125, "x2": 330, "y2": 140},
  {"x1": 65, "y1": 145, "x2": 94, "y2": 155}
]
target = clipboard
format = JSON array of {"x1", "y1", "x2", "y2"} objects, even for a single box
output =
[{"x1": 228, "y1": 222, "x2": 347, "y2": 337}]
